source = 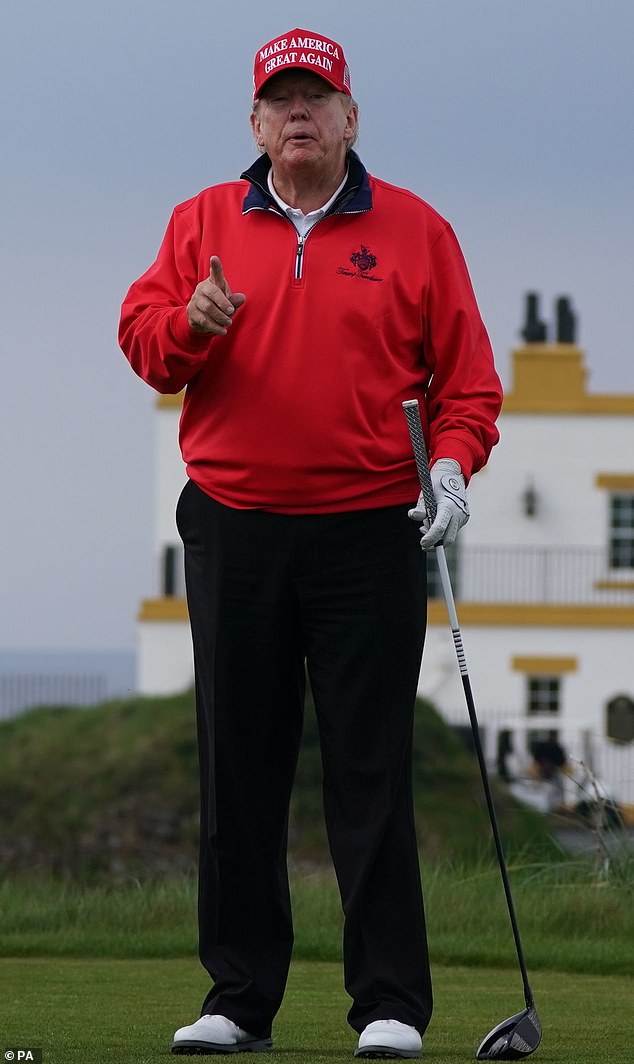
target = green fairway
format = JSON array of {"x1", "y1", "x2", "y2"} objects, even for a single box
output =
[{"x1": 1, "y1": 958, "x2": 631, "y2": 1063}]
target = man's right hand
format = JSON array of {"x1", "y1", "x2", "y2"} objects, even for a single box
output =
[{"x1": 187, "y1": 256, "x2": 246, "y2": 335}]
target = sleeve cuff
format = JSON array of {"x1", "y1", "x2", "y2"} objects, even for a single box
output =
[
  {"x1": 430, "y1": 439, "x2": 478, "y2": 482},
  {"x1": 170, "y1": 306, "x2": 214, "y2": 352}
]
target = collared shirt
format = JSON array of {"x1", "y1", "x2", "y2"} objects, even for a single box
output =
[{"x1": 267, "y1": 168, "x2": 348, "y2": 237}]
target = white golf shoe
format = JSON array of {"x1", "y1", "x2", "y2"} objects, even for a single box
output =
[
  {"x1": 355, "y1": 1018, "x2": 422, "y2": 1059},
  {"x1": 171, "y1": 1013, "x2": 273, "y2": 1054}
]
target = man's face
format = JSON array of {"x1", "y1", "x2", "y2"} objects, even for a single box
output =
[{"x1": 251, "y1": 71, "x2": 357, "y2": 175}]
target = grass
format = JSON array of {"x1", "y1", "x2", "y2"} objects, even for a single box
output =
[
  {"x1": 2, "y1": 691, "x2": 632, "y2": 1060},
  {"x1": 1, "y1": 859, "x2": 633, "y2": 976},
  {"x1": 2, "y1": 957, "x2": 632, "y2": 1063}
]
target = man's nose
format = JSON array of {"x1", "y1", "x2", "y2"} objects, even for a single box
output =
[{"x1": 288, "y1": 95, "x2": 310, "y2": 116}]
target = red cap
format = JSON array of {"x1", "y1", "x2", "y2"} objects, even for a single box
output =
[{"x1": 253, "y1": 28, "x2": 352, "y2": 100}]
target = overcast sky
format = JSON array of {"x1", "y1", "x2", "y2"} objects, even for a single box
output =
[{"x1": 2, "y1": 0, "x2": 633, "y2": 656}]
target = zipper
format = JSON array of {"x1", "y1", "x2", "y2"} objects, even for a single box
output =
[
  {"x1": 245, "y1": 199, "x2": 370, "y2": 283},
  {"x1": 291, "y1": 197, "x2": 372, "y2": 282},
  {"x1": 243, "y1": 205, "x2": 308, "y2": 282},
  {"x1": 295, "y1": 235, "x2": 305, "y2": 280}
]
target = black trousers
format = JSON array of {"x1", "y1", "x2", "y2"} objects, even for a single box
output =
[{"x1": 176, "y1": 480, "x2": 433, "y2": 1038}]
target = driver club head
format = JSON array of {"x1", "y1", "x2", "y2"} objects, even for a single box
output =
[{"x1": 476, "y1": 1005, "x2": 542, "y2": 1060}]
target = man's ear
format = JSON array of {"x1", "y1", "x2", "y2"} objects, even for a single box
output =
[
  {"x1": 250, "y1": 110, "x2": 265, "y2": 147},
  {"x1": 343, "y1": 103, "x2": 359, "y2": 142}
]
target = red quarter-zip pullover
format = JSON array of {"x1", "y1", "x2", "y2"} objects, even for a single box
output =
[{"x1": 119, "y1": 153, "x2": 502, "y2": 512}]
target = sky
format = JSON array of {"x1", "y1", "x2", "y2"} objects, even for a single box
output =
[{"x1": 1, "y1": 0, "x2": 633, "y2": 659}]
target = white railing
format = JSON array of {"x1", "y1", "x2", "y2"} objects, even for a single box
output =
[
  {"x1": 428, "y1": 546, "x2": 634, "y2": 606},
  {"x1": 0, "y1": 673, "x2": 108, "y2": 720}
]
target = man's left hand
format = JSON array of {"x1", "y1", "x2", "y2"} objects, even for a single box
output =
[{"x1": 408, "y1": 459, "x2": 470, "y2": 549}]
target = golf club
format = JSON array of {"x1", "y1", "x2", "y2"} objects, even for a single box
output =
[{"x1": 402, "y1": 399, "x2": 542, "y2": 1061}]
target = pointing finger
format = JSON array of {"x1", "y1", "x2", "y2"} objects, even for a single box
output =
[
  {"x1": 209, "y1": 255, "x2": 228, "y2": 293},
  {"x1": 208, "y1": 255, "x2": 246, "y2": 314}
]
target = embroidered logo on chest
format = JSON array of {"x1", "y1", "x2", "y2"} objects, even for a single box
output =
[{"x1": 337, "y1": 245, "x2": 384, "y2": 283}]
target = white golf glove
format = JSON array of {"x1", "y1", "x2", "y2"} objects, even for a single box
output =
[{"x1": 408, "y1": 458, "x2": 470, "y2": 549}]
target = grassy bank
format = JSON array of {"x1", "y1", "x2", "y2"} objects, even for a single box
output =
[{"x1": 0, "y1": 689, "x2": 559, "y2": 879}]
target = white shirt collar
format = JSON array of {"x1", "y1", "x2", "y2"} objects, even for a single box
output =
[{"x1": 267, "y1": 167, "x2": 348, "y2": 237}]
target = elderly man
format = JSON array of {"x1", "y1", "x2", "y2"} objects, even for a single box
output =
[{"x1": 120, "y1": 27, "x2": 502, "y2": 1059}]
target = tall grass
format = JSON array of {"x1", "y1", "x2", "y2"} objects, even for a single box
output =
[{"x1": 2, "y1": 857, "x2": 632, "y2": 975}]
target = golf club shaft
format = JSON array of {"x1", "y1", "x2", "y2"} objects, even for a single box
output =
[{"x1": 402, "y1": 399, "x2": 534, "y2": 1010}]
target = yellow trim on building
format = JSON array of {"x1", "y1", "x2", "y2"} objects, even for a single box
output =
[
  {"x1": 426, "y1": 601, "x2": 634, "y2": 628},
  {"x1": 595, "y1": 474, "x2": 634, "y2": 491},
  {"x1": 156, "y1": 392, "x2": 185, "y2": 409},
  {"x1": 511, "y1": 655, "x2": 578, "y2": 674},
  {"x1": 503, "y1": 344, "x2": 634, "y2": 414},
  {"x1": 138, "y1": 597, "x2": 189, "y2": 622},
  {"x1": 139, "y1": 597, "x2": 634, "y2": 628}
]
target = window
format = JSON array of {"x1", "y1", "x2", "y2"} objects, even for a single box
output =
[
  {"x1": 609, "y1": 493, "x2": 634, "y2": 569},
  {"x1": 526, "y1": 676, "x2": 561, "y2": 715}
]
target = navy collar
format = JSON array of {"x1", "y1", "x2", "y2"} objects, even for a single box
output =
[{"x1": 240, "y1": 150, "x2": 372, "y2": 217}]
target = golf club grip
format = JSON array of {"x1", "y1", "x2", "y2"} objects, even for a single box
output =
[{"x1": 402, "y1": 400, "x2": 437, "y2": 521}]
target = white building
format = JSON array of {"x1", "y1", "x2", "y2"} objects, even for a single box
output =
[{"x1": 136, "y1": 295, "x2": 634, "y2": 813}]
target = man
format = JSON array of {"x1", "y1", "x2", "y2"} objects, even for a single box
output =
[
  {"x1": 119, "y1": 28, "x2": 502, "y2": 1059},
  {"x1": 531, "y1": 731, "x2": 568, "y2": 808}
]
